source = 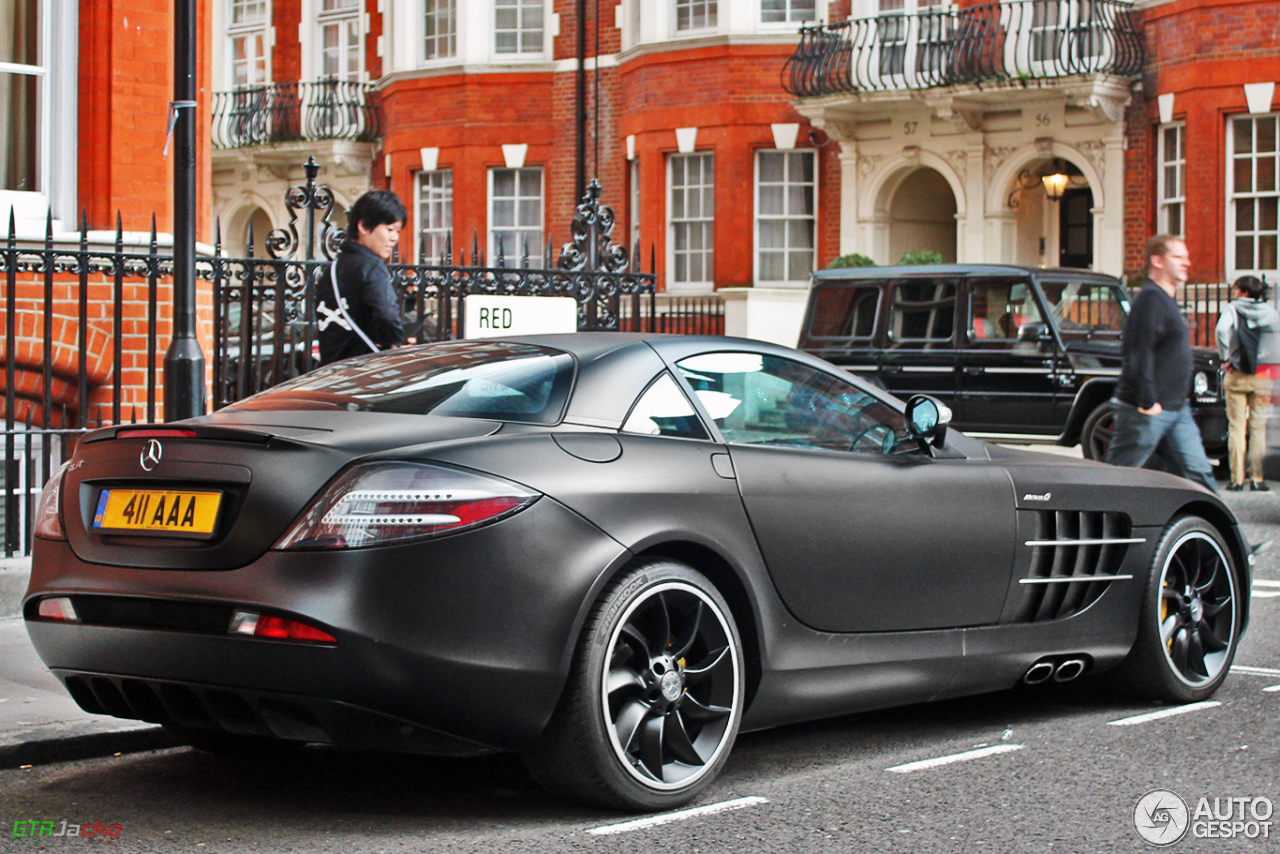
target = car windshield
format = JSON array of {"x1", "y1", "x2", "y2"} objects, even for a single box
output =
[
  {"x1": 1039, "y1": 280, "x2": 1130, "y2": 340},
  {"x1": 223, "y1": 341, "x2": 575, "y2": 424}
]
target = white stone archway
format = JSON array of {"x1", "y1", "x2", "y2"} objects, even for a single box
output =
[{"x1": 856, "y1": 150, "x2": 966, "y2": 266}]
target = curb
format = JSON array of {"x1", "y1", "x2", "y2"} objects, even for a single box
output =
[
  {"x1": 1, "y1": 557, "x2": 31, "y2": 618},
  {"x1": 0, "y1": 726, "x2": 178, "y2": 770}
]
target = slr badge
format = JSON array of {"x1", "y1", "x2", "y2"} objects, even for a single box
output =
[{"x1": 140, "y1": 439, "x2": 163, "y2": 472}]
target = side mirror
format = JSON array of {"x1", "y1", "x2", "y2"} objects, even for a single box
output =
[
  {"x1": 1017, "y1": 321, "x2": 1053, "y2": 343},
  {"x1": 905, "y1": 394, "x2": 951, "y2": 452}
]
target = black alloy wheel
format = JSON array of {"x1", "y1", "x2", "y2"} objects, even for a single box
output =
[
  {"x1": 1110, "y1": 516, "x2": 1241, "y2": 702},
  {"x1": 524, "y1": 560, "x2": 744, "y2": 811}
]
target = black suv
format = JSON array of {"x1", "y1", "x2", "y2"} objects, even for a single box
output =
[{"x1": 798, "y1": 265, "x2": 1227, "y2": 460}]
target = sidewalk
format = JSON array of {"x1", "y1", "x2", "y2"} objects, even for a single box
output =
[{"x1": 0, "y1": 558, "x2": 173, "y2": 768}]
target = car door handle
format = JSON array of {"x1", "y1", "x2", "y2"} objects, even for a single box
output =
[
  {"x1": 965, "y1": 366, "x2": 984, "y2": 376},
  {"x1": 882, "y1": 365, "x2": 902, "y2": 375}
]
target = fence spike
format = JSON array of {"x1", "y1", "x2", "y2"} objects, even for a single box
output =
[
  {"x1": 7, "y1": 205, "x2": 14, "y2": 243},
  {"x1": 472, "y1": 231, "x2": 479, "y2": 267},
  {"x1": 521, "y1": 233, "x2": 529, "y2": 269},
  {"x1": 444, "y1": 231, "x2": 452, "y2": 266},
  {"x1": 80, "y1": 207, "x2": 88, "y2": 236},
  {"x1": 150, "y1": 214, "x2": 158, "y2": 251},
  {"x1": 131, "y1": 406, "x2": 138, "y2": 424},
  {"x1": 214, "y1": 217, "x2": 222, "y2": 256},
  {"x1": 245, "y1": 217, "x2": 255, "y2": 259},
  {"x1": 45, "y1": 206, "x2": 53, "y2": 246}
]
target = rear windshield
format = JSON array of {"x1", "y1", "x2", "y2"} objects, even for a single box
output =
[{"x1": 224, "y1": 341, "x2": 575, "y2": 424}]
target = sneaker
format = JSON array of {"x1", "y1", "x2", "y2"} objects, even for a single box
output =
[
  {"x1": 1227, "y1": 482, "x2": 1245, "y2": 491},
  {"x1": 1251, "y1": 481, "x2": 1270, "y2": 492}
]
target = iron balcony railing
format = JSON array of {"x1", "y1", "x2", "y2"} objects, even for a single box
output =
[
  {"x1": 782, "y1": 0, "x2": 1144, "y2": 97},
  {"x1": 211, "y1": 79, "x2": 382, "y2": 148}
]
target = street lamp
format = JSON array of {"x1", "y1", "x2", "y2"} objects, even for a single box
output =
[{"x1": 1007, "y1": 158, "x2": 1086, "y2": 208}]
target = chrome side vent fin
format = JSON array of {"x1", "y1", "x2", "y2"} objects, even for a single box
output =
[{"x1": 1013, "y1": 511, "x2": 1142, "y2": 623}]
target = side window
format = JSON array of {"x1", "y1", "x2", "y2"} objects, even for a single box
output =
[
  {"x1": 621, "y1": 373, "x2": 709, "y2": 439},
  {"x1": 807, "y1": 284, "x2": 881, "y2": 340},
  {"x1": 968, "y1": 279, "x2": 1045, "y2": 346},
  {"x1": 674, "y1": 352, "x2": 912, "y2": 454},
  {"x1": 889, "y1": 280, "x2": 956, "y2": 347}
]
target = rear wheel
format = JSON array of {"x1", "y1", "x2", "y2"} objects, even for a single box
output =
[
  {"x1": 1110, "y1": 516, "x2": 1241, "y2": 702},
  {"x1": 524, "y1": 560, "x2": 744, "y2": 811},
  {"x1": 1080, "y1": 402, "x2": 1114, "y2": 460}
]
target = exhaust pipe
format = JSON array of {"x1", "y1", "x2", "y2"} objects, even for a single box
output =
[
  {"x1": 1023, "y1": 661, "x2": 1055, "y2": 685},
  {"x1": 1053, "y1": 658, "x2": 1087, "y2": 682}
]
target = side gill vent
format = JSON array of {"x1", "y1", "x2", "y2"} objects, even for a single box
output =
[{"x1": 1014, "y1": 511, "x2": 1141, "y2": 623}]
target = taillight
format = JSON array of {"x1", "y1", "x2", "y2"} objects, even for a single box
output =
[
  {"x1": 274, "y1": 461, "x2": 539, "y2": 550},
  {"x1": 37, "y1": 597, "x2": 79, "y2": 621},
  {"x1": 229, "y1": 610, "x2": 335, "y2": 644},
  {"x1": 34, "y1": 461, "x2": 72, "y2": 541}
]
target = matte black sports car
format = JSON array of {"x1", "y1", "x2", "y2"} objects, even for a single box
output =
[{"x1": 25, "y1": 334, "x2": 1250, "y2": 811}]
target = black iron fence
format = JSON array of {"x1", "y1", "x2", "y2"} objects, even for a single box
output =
[
  {"x1": 782, "y1": 0, "x2": 1144, "y2": 97},
  {"x1": 211, "y1": 80, "x2": 381, "y2": 149}
]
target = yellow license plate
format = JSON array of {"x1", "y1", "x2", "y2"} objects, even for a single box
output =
[{"x1": 92, "y1": 489, "x2": 222, "y2": 536}]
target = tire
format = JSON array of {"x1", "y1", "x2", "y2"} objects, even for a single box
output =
[
  {"x1": 1109, "y1": 516, "x2": 1242, "y2": 702},
  {"x1": 1080, "y1": 402, "x2": 1114, "y2": 461},
  {"x1": 523, "y1": 560, "x2": 745, "y2": 811}
]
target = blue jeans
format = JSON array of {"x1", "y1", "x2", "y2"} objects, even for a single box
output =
[{"x1": 1104, "y1": 400, "x2": 1218, "y2": 494}]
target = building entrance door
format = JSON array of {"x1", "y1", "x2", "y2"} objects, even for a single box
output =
[{"x1": 1059, "y1": 187, "x2": 1093, "y2": 268}]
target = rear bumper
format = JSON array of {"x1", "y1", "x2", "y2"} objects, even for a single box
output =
[{"x1": 23, "y1": 497, "x2": 628, "y2": 753}]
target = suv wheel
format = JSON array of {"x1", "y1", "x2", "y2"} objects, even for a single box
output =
[{"x1": 1081, "y1": 402, "x2": 1114, "y2": 460}]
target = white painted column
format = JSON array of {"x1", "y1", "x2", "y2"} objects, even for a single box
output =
[{"x1": 837, "y1": 145, "x2": 860, "y2": 258}]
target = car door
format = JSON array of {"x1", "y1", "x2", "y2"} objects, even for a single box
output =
[
  {"x1": 878, "y1": 277, "x2": 960, "y2": 410},
  {"x1": 671, "y1": 349, "x2": 1016, "y2": 634},
  {"x1": 955, "y1": 277, "x2": 1064, "y2": 433}
]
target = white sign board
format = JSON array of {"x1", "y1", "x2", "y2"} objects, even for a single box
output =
[{"x1": 463, "y1": 295, "x2": 578, "y2": 338}]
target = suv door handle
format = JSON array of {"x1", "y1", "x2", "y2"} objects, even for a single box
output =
[
  {"x1": 965, "y1": 366, "x2": 984, "y2": 376},
  {"x1": 882, "y1": 365, "x2": 902, "y2": 375}
]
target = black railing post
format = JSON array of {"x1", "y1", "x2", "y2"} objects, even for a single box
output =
[{"x1": 164, "y1": 0, "x2": 206, "y2": 421}]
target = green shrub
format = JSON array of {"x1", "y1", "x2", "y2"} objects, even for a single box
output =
[
  {"x1": 828, "y1": 253, "x2": 876, "y2": 269},
  {"x1": 898, "y1": 249, "x2": 944, "y2": 265}
]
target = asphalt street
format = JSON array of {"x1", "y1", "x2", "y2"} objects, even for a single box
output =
[{"x1": 2, "y1": 471, "x2": 1278, "y2": 853}]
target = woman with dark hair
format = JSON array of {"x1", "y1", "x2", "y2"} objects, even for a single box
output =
[
  {"x1": 317, "y1": 189, "x2": 408, "y2": 366},
  {"x1": 1216, "y1": 274, "x2": 1280, "y2": 490}
]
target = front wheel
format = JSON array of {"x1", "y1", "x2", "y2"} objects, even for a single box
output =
[
  {"x1": 524, "y1": 560, "x2": 745, "y2": 811},
  {"x1": 1109, "y1": 516, "x2": 1242, "y2": 702}
]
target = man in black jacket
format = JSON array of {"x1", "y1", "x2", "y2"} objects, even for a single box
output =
[
  {"x1": 317, "y1": 190, "x2": 407, "y2": 365},
  {"x1": 1105, "y1": 234, "x2": 1217, "y2": 494}
]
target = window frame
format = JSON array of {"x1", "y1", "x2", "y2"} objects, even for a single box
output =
[
  {"x1": 415, "y1": 168, "x2": 453, "y2": 264},
  {"x1": 227, "y1": 0, "x2": 270, "y2": 88},
  {"x1": 754, "y1": 148, "x2": 817, "y2": 287},
  {"x1": 668, "y1": 151, "x2": 715, "y2": 292},
  {"x1": 759, "y1": 0, "x2": 818, "y2": 26},
  {"x1": 423, "y1": 0, "x2": 458, "y2": 63},
  {"x1": 316, "y1": 0, "x2": 363, "y2": 82},
  {"x1": 488, "y1": 166, "x2": 544, "y2": 264},
  {"x1": 1157, "y1": 121, "x2": 1185, "y2": 239},
  {"x1": 674, "y1": 0, "x2": 717, "y2": 34},
  {"x1": 493, "y1": 0, "x2": 547, "y2": 59},
  {"x1": 0, "y1": 0, "x2": 76, "y2": 227},
  {"x1": 1227, "y1": 113, "x2": 1280, "y2": 279}
]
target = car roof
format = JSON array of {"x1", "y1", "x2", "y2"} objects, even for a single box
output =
[{"x1": 811, "y1": 264, "x2": 1122, "y2": 283}]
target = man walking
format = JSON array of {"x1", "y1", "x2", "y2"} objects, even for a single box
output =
[{"x1": 1105, "y1": 235, "x2": 1217, "y2": 494}]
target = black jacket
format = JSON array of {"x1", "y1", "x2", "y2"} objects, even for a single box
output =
[
  {"x1": 317, "y1": 241, "x2": 406, "y2": 365},
  {"x1": 1115, "y1": 280, "x2": 1193, "y2": 411}
]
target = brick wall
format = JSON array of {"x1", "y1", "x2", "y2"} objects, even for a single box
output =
[{"x1": 1130, "y1": 0, "x2": 1280, "y2": 282}]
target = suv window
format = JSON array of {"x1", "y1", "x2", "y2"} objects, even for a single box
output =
[
  {"x1": 807, "y1": 284, "x2": 880, "y2": 340},
  {"x1": 968, "y1": 278, "x2": 1045, "y2": 346},
  {"x1": 1039, "y1": 280, "x2": 1129, "y2": 341},
  {"x1": 889, "y1": 280, "x2": 956, "y2": 347}
]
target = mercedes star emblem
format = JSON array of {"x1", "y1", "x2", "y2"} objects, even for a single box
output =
[{"x1": 140, "y1": 439, "x2": 163, "y2": 471}]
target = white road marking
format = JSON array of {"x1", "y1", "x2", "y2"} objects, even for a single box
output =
[
  {"x1": 1263, "y1": 685, "x2": 1280, "y2": 693},
  {"x1": 885, "y1": 744, "x2": 1024, "y2": 773},
  {"x1": 1232, "y1": 664, "x2": 1280, "y2": 677},
  {"x1": 1107, "y1": 701, "x2": 1221, "y2": 726},
  {"x1": 1251, "y1": 590, "x2": 1280, "y2": 598},
  {"x1": 1253, "y1": 579, "x2": 1280, "y2": 588},
  {"x1": 586, "y1": 796, "x2": 769, "y2": 836}
]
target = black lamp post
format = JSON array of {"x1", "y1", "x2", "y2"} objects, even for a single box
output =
[{"x1": 164, "y1": 0, "x2": 206, "y2": 421}]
